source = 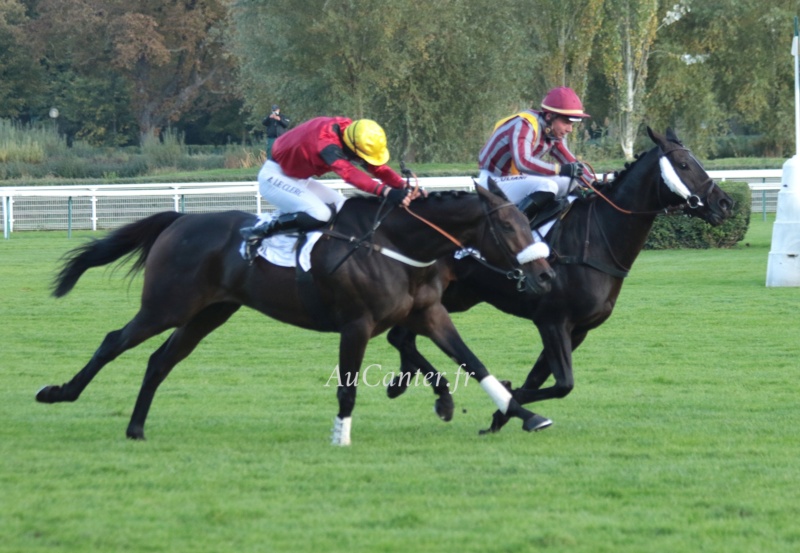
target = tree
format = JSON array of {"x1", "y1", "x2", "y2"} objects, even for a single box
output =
[
  {"x1": 525, "y1": 0, "x2": 605, "y2": 99},
  {"x1": 232, "y1": 0, "x2": 551, "y2": 162},
  {"x1": 0, "y1": 0, "x2": 46, "y2": 119},
  {"x1": 599, "y1": 0, "x2": 659, "y2": 160},
  {"x1": 24, "y1": 0, "x2": 239, "y2": 144}
]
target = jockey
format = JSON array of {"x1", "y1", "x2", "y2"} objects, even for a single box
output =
[
  {"x1": 240, "y1": 117, "x2": 415, "y2": 263},
  {"x1": 477, "y1": 86, "x2": 597, "y2": 222}
]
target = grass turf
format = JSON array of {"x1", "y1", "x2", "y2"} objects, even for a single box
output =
[{"x1": 1, "y1": 217, "x2": 798, "y2": 552}]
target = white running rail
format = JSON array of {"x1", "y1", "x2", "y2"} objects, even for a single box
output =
[{"x1": 0, "y1": 171, "x2": 783, "y2": 239}]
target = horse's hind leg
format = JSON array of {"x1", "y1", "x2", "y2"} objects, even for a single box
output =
[
  {"x1": 386, "y1": 326, "x2": 454, "y2": 422},
  {"x1": 331, "y1": 321, "x2": 373, "y2": 446},
  {"x1": 126, "y1": 302, "x2": 241, "y2": 440},
  {"x1": 412, "y1": 304, "x2": 550, "y2": 433},
  {"x1": 36, "y1": 310, "x2": 171, "y2": 404}
]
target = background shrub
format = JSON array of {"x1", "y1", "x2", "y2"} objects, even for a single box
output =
[{"x1": 645, "y1": 181, "x2": 750, "y2": 249}]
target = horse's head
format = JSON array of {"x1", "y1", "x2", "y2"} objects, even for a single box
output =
[
  {"x1": 647, "y1": 127, "x2": 734, "y2": 225},
  {"x1": 474, "y1": 179, "x2": 555, "y2": 295}
]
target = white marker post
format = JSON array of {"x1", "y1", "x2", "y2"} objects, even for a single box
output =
[{"x1": 766, "y1": 16, "x2": 800, "y2": 287}]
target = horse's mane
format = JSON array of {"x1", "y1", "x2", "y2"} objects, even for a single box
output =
[
  {"x1": 608, "y1": 147, "x2": 655, "y2": 185},
  {"x1": 345, "y1": 189, "x2": 476, "y2": 206}
]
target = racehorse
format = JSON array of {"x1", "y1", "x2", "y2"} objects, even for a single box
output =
[
  {"x1": 35, "y1": 181, "x2": 557, "y2": 445},
  {"x1": 384, "y1": 127, "x2": 735, "y2": 433}
]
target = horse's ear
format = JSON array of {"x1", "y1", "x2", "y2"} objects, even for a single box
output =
[
  {"x1": 647, "y1": 126, "x2": 670, "y2": 150},
  {"x1": 665, "y1": 127, "x2": 683, "y2": 146},
  {"x1": 484, "y1": 177, "x2": 510, "y2": 202}
]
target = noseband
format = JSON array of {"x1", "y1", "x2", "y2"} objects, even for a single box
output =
[
  {"x1": 658, "y1": 146, "x2": 718, "y2": 211},
  {"x1": 478, "y1": 199, "x2": 537, "y2": 291},
  {"x1": 587, "y1": 146, "x2": 721, "y2": 216}
]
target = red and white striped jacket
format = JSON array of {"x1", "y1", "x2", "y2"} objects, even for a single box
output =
[{"x1": 478, "y1": 110, "x2": 577, "y2": 178}]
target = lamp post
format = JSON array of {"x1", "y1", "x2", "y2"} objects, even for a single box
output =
[
  {"x1": 766, "y1": 17, "x2": 800, "y2": 287},
  {"x1": 49, "y1": 107, "x2": 59, "y2": 134}
]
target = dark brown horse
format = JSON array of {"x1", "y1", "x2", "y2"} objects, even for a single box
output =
[
  {"x1": 385, "y1": 127, "x2": 735, "y2": 433},
  {"x1": 35, "y1": 182, "x2": 556, "y2": 444}
]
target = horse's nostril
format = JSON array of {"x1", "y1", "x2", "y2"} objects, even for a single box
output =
[{"x1": 719, "y1": 198, "x2": 734, "y2": 213}]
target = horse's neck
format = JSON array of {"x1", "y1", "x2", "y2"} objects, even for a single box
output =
[
  {"x1": 383, "y1": 196, "x2": 483, "y2": 258},
  {"x1": 585, "y1": 150, "x2": 663, "y2": 268}
]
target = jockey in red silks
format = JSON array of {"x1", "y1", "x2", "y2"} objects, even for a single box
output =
[
  {"x1": 477, "y1": 86, "x2": 597, "y2": 222},
  {"x1": 240, "y1": 117, "x2": 415, "y2": 263}
]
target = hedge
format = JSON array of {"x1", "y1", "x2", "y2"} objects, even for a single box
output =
[{"x1": 644, "y1": 181, "x2": 751, "y2": 249}]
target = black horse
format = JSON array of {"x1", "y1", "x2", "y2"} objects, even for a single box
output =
[
  {"x1": 385, "y1": 127, "x2": 735, "y2": 433},
  {"x1": 35, "y1": 182, "x2": 557, "y2": 444}
]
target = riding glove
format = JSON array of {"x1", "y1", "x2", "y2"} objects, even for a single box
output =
[
  {"x1": 385, "y1": 187, "x2": 410, "y2": 206},
  {"x1": 559, "y1": 162, "x2": 584, "y2": 179}
]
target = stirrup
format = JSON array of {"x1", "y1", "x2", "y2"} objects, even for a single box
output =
[{"x1": 244, "y1": 238, "x2": 261, "y2": 265}]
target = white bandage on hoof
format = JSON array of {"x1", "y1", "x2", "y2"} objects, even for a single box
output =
[
  {"x1": 331, "y1": 416, "x2": 352, "y2": 446},
  {"x1": 480, "y1": 375, "x2": 512, "y2": 414},
  {"x1": 517, "y1": 242, "x2": 550, "y2": 264}
]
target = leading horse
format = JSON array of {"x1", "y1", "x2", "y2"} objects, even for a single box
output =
[
  {"x1": 35, "y1": 181, "x2": 556, "y2": 444},
  {"x1": 385, "y1": 127, "x2": 735, "y2": 433}
]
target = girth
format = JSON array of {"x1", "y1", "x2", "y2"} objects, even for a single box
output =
[
  {"x1": 294, "y1": 233, "x2": 338, "y2": 331},
  {"x1": 548, "y1": 200, "x2": 631, "y2": 279}
]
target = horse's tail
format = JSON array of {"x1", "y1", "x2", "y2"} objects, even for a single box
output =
[{"x1": 52, "y1": 211, "x2": 186, "y2": 298}]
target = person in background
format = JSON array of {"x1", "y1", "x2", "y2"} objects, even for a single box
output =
[
  {"x1": 240, "y1": 117, "x2": 418, "y2": 263},
  {"x1": 477, "y1": 86, "x2": 597, "y2": 221},
  {"x1": 262, "y1": 104, "x2": 290, "y2": 159}
]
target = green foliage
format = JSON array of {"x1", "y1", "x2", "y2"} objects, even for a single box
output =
[
  {"x1": 645, "y1": 181, "x2": 751, "y2": 249},
  {"x1": 231, "y1": 0, "x2": 543, "y2": 162},
  {"x1": 2, "y1": 220, "x2": 799, "y2": 552},
  {"x1": 141, "y1": 128, "x2": 187, "y2": 171}
]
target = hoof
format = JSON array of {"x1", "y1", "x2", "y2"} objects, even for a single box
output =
[
  {"x1": 434, "y1": 395, "x2": 454, "y2": 422},
  {"x1": 386, "y1": 377, "x2": 408, "y2": 399},
  {"x1": 126, "y1": 425, "x2": 146, "y2": 440},
  {"x1": 522, "y1": 414, "x2": 553, "y2": 432},
  {"x1": 35, "y1": 385, "x2": 59, "y2": 403},
  {"x1": 479, "y1": 409, "x2": 510, "y2": 435}
]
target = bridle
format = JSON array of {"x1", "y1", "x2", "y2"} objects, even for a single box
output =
[
  {"x1": 402, "y1": 196, "x2": 536, "y2": 292},
  {"x1": 323, "y1": 190, "x2": 539, "y2": 291},
  {"x1": 583, "y1": 146, "x2": 719, "y2": 217}
]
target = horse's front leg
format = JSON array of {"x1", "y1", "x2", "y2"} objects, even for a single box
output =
[
  {"x1": 386, "y1": 326, "x2": 454, "y2": 422},
  {"x1": 480, "y1": 352, "x2": 550, "y2": 435},
  {"x1": 415, "y1": 305, "x2": 549, "y2": 433},
  {"x1": 482, "y1": 322, "x2": 575, "y2": 435},
  {"x1": 482, "y1": 328, "x2": 588, "y2": 434},
  {"x1": 332, "y1": 321, "x2": 371, "y2": 446}
]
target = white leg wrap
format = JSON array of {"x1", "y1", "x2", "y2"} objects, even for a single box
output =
[
  {"x1": 331, "y1": 416, "x2": 352, "y2": 446},
  {"x1": 517, "y1": 242, "x2": 550, "y2": 264},
  {"x1": 480, "y1": 375, "x2": 512, "y2": 414}
]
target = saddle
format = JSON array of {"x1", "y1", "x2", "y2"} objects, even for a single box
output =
[{"x1": 526, "y1": 197, "x2": 571, "y2": 230}]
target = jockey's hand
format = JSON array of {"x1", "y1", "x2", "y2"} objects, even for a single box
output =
[
  {"x1": 407, "y1": 184, "x2": 427, "y2": 201},
  {"x1": 385, "y1": 187, "x2": 411, "y2": 207},
  {"x1": 559, "y1": 162, "x2": 584, "y2": 179}
]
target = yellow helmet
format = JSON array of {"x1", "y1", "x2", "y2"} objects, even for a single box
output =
[{"x1": 342, "y1": 119, "x2": 390, "y2": 166}]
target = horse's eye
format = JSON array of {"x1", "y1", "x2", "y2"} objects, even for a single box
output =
[
  {"x1": 679, "y1": 162, "x2": 688, "y2": 169},
  {"x1": 502, "y1": 222, "x2": 514, "y2": 232}
]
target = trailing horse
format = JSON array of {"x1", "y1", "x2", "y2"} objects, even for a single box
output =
[
  {"x1": 36, "y1": 181, "x2": 556, "y2": 444},
  {"x1": 385, "y1": 127, "x2": 735, "y2": 433}
]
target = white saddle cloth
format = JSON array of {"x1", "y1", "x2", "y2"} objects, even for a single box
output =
[{"x1": 240, "y1": 213, "x2": 324, "y2": 272}]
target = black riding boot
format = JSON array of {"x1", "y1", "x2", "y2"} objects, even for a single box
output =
[
  {"x1": 240, "y1": 212, "x2": 326, "y2": 264},
  {"x1": 517, "y1": 191, "x2": 556, "y2": 221}
]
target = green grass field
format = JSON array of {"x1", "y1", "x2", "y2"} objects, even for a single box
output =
[{"x1": 1, "y1": 217, "x2": 798, "y2": 552}]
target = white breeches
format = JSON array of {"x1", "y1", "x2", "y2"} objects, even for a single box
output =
[
  {"x1": 478, "y1": 169, "x2": 574, "y2": 204},
  {"x1": 258, "y1": 160, "x2": 346, "y2": 221}
]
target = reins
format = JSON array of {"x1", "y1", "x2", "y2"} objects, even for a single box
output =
[
  {"x1": 551, "y1": 144, "x2": 720, "y2": 279},
  {"x1": 325, "y1": 175, "x2": 533, "y2": 290},
  {"x1": 581, "y1": 148, "x2": 714, "y2": 217}
]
